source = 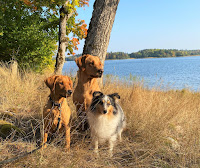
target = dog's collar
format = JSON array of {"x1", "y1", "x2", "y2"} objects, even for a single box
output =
[
  {"x1": 49, "y1": 96, "x2": 63, "y2": 133},
  {"x1": 49, "y1": 96, "x2": 63, "y2": 108}
]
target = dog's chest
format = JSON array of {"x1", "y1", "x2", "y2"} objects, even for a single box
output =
[
  {"x1": 74, "y1": 87, "x2": 93, "y2": 102},
  {"x1": 73, "y1": 78, "x2": 99, "y2": 105},
  {"x1": 88, "y1": 112, "x2": 119, "y2": 140},
  {"x1": 46, "y1": 102, "x2": 70, "y2": 125},
  {"x1": 84, "y1": 91, "x2": 93, "y2": 105}
]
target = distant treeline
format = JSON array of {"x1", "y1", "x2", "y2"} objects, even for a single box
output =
[
  {"x1": 65, "y1": 54, "x2": 82, "y2": 61},
  {"x1": 65, "y1": 49, "x2": 200, "y2": 61},
  {"x1": 129, "y1": 49, "x2": 200, "y2": 58}
]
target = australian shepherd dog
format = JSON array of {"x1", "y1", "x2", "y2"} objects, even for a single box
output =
[{"x1": 87, "y1": 91, "x2": 126, "y2": 156}]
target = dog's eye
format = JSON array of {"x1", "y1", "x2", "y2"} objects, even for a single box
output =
[
  {"x1": 89, "y1": 62, "x2": 94, "y2": 66},
  {"x1": 59, "y1": 82, "x2": 64, "y2": 85}
]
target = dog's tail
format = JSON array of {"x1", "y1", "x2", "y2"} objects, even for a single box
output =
[{"x1": 116, "y1": 104, "x2": 126, "y2": 130}]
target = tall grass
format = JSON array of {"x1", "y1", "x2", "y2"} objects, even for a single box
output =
[{"x1": 0, "y1": 64, "x2": 200, "y2": 167}]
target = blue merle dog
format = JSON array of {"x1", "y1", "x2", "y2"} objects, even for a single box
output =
[{"x1": 87, "y1": 91, "x2": 126, "y2": 156}]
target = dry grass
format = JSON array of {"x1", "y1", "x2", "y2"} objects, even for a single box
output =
[{"x1": 0, "y1": 64, "x2": 200, "y2": 167}]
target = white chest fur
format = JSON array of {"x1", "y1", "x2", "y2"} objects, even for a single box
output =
[{"x1": 88, "y1": 110, "x2": 121, "y2": 143}]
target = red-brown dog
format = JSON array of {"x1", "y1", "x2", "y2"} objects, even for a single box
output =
[
  {"x1": 73, "y1": 54, "x2": 104, "y2": 130},
  {"x1": 43, "y1": 75, "x2": 73, "y2": 151}
]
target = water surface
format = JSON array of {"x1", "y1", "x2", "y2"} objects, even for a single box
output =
[{"x1": 63, "y1": 56, "x2": 200, "y2": 91}]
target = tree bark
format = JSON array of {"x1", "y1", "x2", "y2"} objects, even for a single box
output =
[
  {"x1": 54, "y1": 2, "x2": 73, "y2": 75},
  {"x1": 83, "y1": 0, "x2": 120, "y2": 64}
]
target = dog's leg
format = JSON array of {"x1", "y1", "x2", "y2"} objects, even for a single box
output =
[
  {"x1": 94, "y1": 140, "x2": 99, "y2": 155},
  {"x1": 42, "y1": 116, "x2": 53, "y2": 148},
  {"x1": 43, "y1": 132, "x2": 48, "y2": 148},
  {"x1": 118, "y1": 129, "x2": 123, "y2": 142},
  {"x1": 92, "y1": 136, "x2": 99, "y2": 155},
  {"x1": 109, "y1": 135, "x2": 117, "y2": 157},
  {"x1": 109, "y1": 140, "x2": 114, "y2": 157},
  {"x1": 65, "y1": 126, "x2": 70, "y2": 151}
]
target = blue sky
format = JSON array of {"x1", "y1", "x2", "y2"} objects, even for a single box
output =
[{"x1": 76, "y1": 0, "x2": 200, "y2": 54}]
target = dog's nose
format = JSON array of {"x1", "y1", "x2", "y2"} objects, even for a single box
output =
[
  {"x1": 67, "y1": 90, "x2": 72, "y2": 95},
  {"x1": 98, "y1": 69, "x2": 104, "y2": 74},
  {"x1": 103, "y1": 110, "x2": 107, "y2": 114}
]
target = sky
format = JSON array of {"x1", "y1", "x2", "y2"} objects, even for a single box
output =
[{"x1": 75, "y1": 0, "x2": 200, "y2": 54}]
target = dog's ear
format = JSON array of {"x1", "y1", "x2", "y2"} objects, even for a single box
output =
[
  {"x1": 68, "y1": 76, "x2": 73, "y2": 88},
  {"x1": 108, "y1": 93, "x2": 120, "y2": 100},
  {"x1": 75, "y1": 54, "x2": 89, "y2": 71},
  {"x1": 45, "y1": 75, "x2": 59, "y2": 91},
  {"x1": 93, "y1": 91, "x2": 103, "y2": 98},
  {"x1": 90, "y1": 91, "x2": 103, "y2": 111}
]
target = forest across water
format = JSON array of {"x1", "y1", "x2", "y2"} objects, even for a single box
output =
[{"x1": 65, "y1": 49, "x2": 200, "y2": 61}]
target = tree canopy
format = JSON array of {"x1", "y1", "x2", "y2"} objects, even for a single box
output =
[{"x1": 0, "y1": 0, "x2": 88, "y2": 71}]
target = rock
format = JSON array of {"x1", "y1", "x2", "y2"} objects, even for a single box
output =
[{"x1": 0, "y1": 120, "x2": 24, "y2": 139}]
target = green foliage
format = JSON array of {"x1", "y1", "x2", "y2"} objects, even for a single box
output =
[
  {"x1": 0, "y1": 0, "x2": 89, "y2": 71},
  {"x1": 21, "y1": 0, "x2": 89, "y2": 56},
  {"x1": 106, "y1": 52, "x2": 130, "y2": 60},
  {"x1": 0, "y1": 0, "x2": 57, "y2": 71},
  {"x1": 130, "y1": 49, "x2": 200, "y2": 59}
]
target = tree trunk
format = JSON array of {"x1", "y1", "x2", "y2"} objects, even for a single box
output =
[
  {"x1": 83, "y1": 0, "x2": 120, "y2": 64},
  {"x1": 54, "y1": 2, "x2": 73, "y2": 75},
  {"x1": 82, "y1": 0, "x2": 120, "y2": 86}
]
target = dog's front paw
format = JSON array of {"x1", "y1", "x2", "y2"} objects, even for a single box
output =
[
  {"x1": 64, "y1": 145, "x2": 70, "y2": 152},
  {"x1": 94, "y1": 149, "x2": 99, "y2": 157},
  {"x1": 109, "y1": 151, "x2": 113, "y2": 157}
]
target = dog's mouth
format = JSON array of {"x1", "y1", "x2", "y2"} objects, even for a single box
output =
[
  {"x1": 90, "y1": 69, "x2": 104, "y2": 78},
  {"x1": 97, "y1": 73, "x2": 103, "y2": 78},
  {"x1": 60, "y1": 90, "x2": 73, "y2": 98},
  {"x1": 90, "y1": 74, "x2": 102, "y2": 78}
]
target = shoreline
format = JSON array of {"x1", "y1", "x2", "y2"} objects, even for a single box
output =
[
  {"x1": 66, "y1": 55, "x2": 200, "y2": 62},
  {"x1": 103, "y1": 55, "x2": 200, "y2": 61}
]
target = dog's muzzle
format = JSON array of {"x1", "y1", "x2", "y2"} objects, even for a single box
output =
[
  {"x1": 98, "y1": 69, "x2": 104, "y2": 74},
  {"x1": 97, "y1": 69, "x2": 104, "y2": 77},
  {"x1": 67, "y1": 90, "x2": 72, "y2": 96}
]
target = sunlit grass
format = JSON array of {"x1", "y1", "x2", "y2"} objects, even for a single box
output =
[{"x1": 0, "y1": 63, "x2": 200, "y2": 167}]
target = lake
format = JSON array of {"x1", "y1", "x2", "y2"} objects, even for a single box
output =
[{"x1": 63, "y1": 56, "x2": 200, "y2": 91}]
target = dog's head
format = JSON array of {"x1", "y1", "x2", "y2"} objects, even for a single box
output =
[
  {"x1": 45, "y1": 75, "x2": 73, "y2": 97},
  {"x1": 75, "y1": 54, "x2": 104, "y2": 78},
  {"x1": 90, "y1": 91, "x2": 120, "y2": 115}
]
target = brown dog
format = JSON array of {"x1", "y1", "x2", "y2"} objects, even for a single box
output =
[
  {"x1": 73, "y1": 54, "x2": 104, "y2": 130},
  {"x1": 43, "y1": 75, "x2": 73, "y2": 151}
]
